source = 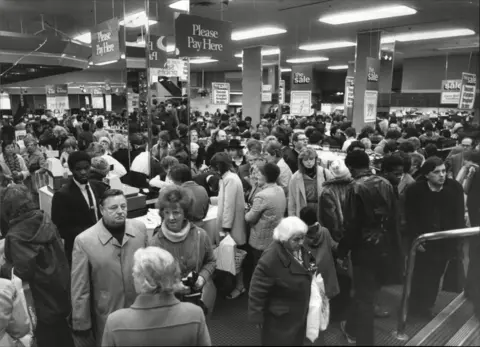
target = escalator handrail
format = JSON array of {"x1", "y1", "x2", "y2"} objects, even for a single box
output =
[{"x1": 396, "y1": 226, "x2": 480, "y2": 338}]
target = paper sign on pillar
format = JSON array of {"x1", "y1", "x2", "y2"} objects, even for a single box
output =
[
  {"x1": 262, "y1": 85, "x2": 272, "y2": 102},
  {"x1": 279, "y1": 80, "x2": 285, "y2": 105},
  {"x1": 458, "y1": 73, "x2": 477, "y2": 110},
  {"x1": 212, "y1": 83, "x2": 230, "y2": 105},
  {"x1": 344, "y1": 76, "x2": 355, "y2": 109},
  {"x1": 291, "y1": 91, "x2": 312, "y2": 116},
  {"x1": 440, "y1": 79, "x2": 462, "y2": 104},
  {"x1": 364, "y1": 57, "x2": 380, "y2": 123}
]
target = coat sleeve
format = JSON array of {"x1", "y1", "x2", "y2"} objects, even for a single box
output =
[
  {"x1": 52, "y1": 191, "x2": 80, "y2": 240},
  {"x1": 245, "y1": 195, "x2": 267, "y2": 226},
  {"x1": 277, "y1": 166, "x2": 292, "y2": 195},
  {"x1": 197, "y1": 308, "x2": 212, "y2": 346},
  {"x1": 6, "y1": 235, "x2": 39, "y2": 282},
  {"x1": 101, "y1": 317, "x2": 116, "y2": 347},
  {"x1": 319, "y1": 190, "x2": 339, "y2": 237},
  {"x1": 248, "y1": 256, "x2": 275, "y2": 324},
  {"x1": 71, "y1": 238, "x2": 92, "y2": 332},
  {"x1": 199, "y1": 232, "x2": 216, "y2": 283},
  {"x1": 221, "y1": 178, "x2": 237, "y2": 230},
  {"x1": 287, "y1": 177, "x2": 296, "y2": 216}
]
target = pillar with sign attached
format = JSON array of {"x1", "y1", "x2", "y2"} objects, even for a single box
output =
[
  {"x1": 352, "y1": 31, "x2": 381, "y2": 131},
  {"x1": 344, "y1": 61, "x2": 355, "y2": 121},
  {"x1": 242, "y1": 46, "x2": 262, "y2": 126}
]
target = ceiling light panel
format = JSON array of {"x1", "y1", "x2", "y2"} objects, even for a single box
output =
[
  {"x1": 169, "y1": 0, "x2": 189, "y2": 12},
  {"x1": 190, "y1": 58, "x2": 218, "y2": 64},
  {"x1": 120, "y1": 11, "x2": 157, "y2": 28},
  {"x1": 234, "y1": 47, "x2": 280, "y2": 58},
  {"x1": 286, "y1": 57, "x2": 329, "y2": 64},
  {"x1": 382, "y1": 28, "x2": 476, "y2": 43},
  {"x1": 299, "y1": 41, "x2": 356, "y2": 51},
  {"x1": 74, "y1": 33, "x2": 92, "y2": 44},
  {"x1": 328, "y1": 65, "x2": 349, "y2": 70},
  {"x1": 319, "y1": 5, "x2": 417, "y2": 25},
  {"x1": 232, "y1": 27, "x2": 287, "y2": 41}
]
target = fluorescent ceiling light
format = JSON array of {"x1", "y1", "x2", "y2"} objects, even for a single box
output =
[
  {"x1": 382, "y1": 28, "x2": 476, "y2": 43},
  {"x1": 234, "y1": 47, "x2": 280, "y2": 58},
  {"x1": 74, "y1": 32, "x2": 91, "y2": 44},
  {"x1": 300, "y1": 41, "x2": 356, "y2": 51},
  {"x1": 95, "y1": 60, "x2": 118, "y2": 66},
  {"x1": 328, "y1": 65, "x2": 349, "y2": 70},
  {"x1": 169, "y1": 0, "x2": 189, "y2": 12},
  {"x1": 281, "y1": 68, "x2": 292, "y2": 72},
  {"x1": 190, "y1": 58, "x2": 218, "y2": 64},
  {"x1": 232, "y1": 27, "x2": 286, "y2": 41},
  {"x1": 286, "y1": 57, "x2": 329, "y2": 64},
  {"x1": 120, "y1": 11, "x2": 157, "y2": 28},
  {"x1": 230, "y1": 92, "x2": 243, "y2": 95},
  {"x1": 238, "y1": 64, "x2": 243, "y2": 68},
  {"x1": 438, "y1": 44, "x2": 479, "y2": 50},
  {"x1": 319, "y1": 5, "x2": 416, "y2": 25}
]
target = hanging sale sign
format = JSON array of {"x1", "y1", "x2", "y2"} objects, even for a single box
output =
[
  {"x1": 175, "y1": 14, "x2": 232, "y2": 60},
  {"x1": 364, "y1": 90, "x2": 378, "y2": 123},
  {"x1": 45, "y1": 84, "x2": 68, "y2": 96},
  {"x1": 458, "y1": 73, "x2": 477, "y2": 110},
  {"x1": 291, "y1": 65, "x2": 313, "y2": 91},
  {"x1": 148, "y1": 35, "x2": 168, "y2": 68},
  {"x1": 262, "y1": 85, "x2": 273, "y2": 102},
  {"x1": 291, "y1": 91, "x2": 312, "y2": 116},
  {"x1": 91, "y1": 18, "x2": 121, "y2": 65},
  {"x1": 344, "y1": 76, "x2": 354, "y2": 109},
  {"x1": 440, "y1": 79, "x2": 462, "y2": 104},
  {"x1": 366, "y1": 57, "x2": 380, "y2": 91},
  {"x1": 212, "y1": 82, "x2": 230, "y2": 105}
]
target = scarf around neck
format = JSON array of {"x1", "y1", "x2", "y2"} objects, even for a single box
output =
[
  {"x1": 161, "y1": 221, "x2": 191, "y2": 243},
  {"x1": 3, "y1": 153, "x2": 21, "y2": 174}
]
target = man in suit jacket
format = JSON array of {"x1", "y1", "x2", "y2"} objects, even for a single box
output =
[
  {"x1": 51, "y1": 151, "x2": 108, "y2": 265},
  {"x1": 446, "y1": 137, "x2": 474, "y2": 180}
]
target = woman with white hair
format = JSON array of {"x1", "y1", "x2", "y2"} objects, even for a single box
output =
[
  {"x1": 249, "y1": 216, "x2": 318, "y2": 346},
  {"x1": 102, "y1": 247, "x2": 211, "y2": 346}
]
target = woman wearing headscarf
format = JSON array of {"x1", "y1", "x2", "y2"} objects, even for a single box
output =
[
  {"x1": 249, "y1": 217, "x2": 318, "y2": 346},
  {"x1": 0, "y1": 140, "x2": 28, "y2": 184},
  {"x1": 149, "y1": 185, "x2": 216, "y2": 313},
  {"x1": 102, "y1": 247, "x2": 211, "y2": 346},
  {"x1": 87, "y1": 142, "x2": 127, "y2": 178},
  {"x1": 288, "y1": 148, "x2": 334, "y2": 218},
  {"x1": 22, "y1": 135, "x2": 47, "y2": 197}
]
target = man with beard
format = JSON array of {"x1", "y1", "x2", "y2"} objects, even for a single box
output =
[{"x1": 71, "y1": 189, "x2": 148, "y2": 346}]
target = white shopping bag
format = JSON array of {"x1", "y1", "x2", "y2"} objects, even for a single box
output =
[
  {"x1": 11, "y1": 270, "x2": 36, "y2": 347},
  {"x1": 213, "y1": 234, "x2": 236, "y2": 276},
  {"x1": 306, "y1": 273, "x2": 330, "y2": 343}
]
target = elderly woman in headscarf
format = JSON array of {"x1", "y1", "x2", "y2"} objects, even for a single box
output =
[
  {"x1": 22, "y1": 135, "x2": 47, "y2": 198},
  {"x1": 87, "y1": 142, "x2": 127, "y2": 178},
  {"x1": 0, "y1": 140, "x2": 28, "y2": 184},
  {"x1": 249, "y1": 216, "x2": 319, "y2": 346}
]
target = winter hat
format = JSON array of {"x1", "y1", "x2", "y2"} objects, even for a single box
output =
[
  {"x1": 91, "y1": 157, "x2": 110, "y2": 177},
  {"x1": 330, "y1": 160, "x2": 351, "y2": 180},
  {"x1": 1, "y1": 184, "x2": 37, "y2": 223},
  {"x1": 99, "y1": 136, "x2": 111, "y2": 145}
]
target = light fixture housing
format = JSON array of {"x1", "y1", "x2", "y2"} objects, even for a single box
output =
[
  {"x1": 95, "y1": 60, "x2": 118, "y2": 66},
  {"x1": 234, "y1": 47, "x2": 280, "y2": 58},
  {"x1": 382, "y1": 28, "x2": 476, "y2": 43},
  {"x1": 232, "y1": 26, "x2": 287, "y2": 41},
  {"x1": 120, "y1": 11, "x2": 157, "y2": 28},
  {"x1": 169, "y1": 0, "x2": 189, "y2": 12},
  {"x1": 189, "y1": 58, "x2": 218, "y2": 64},
  {"x1": 299, "y1": 41, "x2": 356, "y2": 51},
  {"x1": 319, "y1": 5, "x2": 417, "y2": 25},
  {"x1": 328, "y1": 65, "x2": 349, "y2": 70},
  {"x1": 74, "y1": 32, "x2": 92, "y2": 45},
  {"x1": 286, "y1": 57, "x2": 329, "y2": 64}
]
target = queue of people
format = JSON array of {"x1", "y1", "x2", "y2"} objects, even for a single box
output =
[{"x1": 0, "y1": 105, "x2": 479, "y2": 347}]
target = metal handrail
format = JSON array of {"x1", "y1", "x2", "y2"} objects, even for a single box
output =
[{"x1": 393, "y1": 226, "x2": 480, "y2": 341}]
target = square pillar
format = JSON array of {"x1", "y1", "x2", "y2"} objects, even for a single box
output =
[
  {"x1": 378, "y1": 43, "x2": 396, "y2": 111},
  {"x1": 242, "y1": 46, "x2": 262, "y2": 126},
  {"x1": 352, "y1": 31, "x2": 381, "y2": 130}
]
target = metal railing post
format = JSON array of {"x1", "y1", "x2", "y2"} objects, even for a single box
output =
[{"x1": 393, "y1": 227, "x2": 480, "y2": 341}]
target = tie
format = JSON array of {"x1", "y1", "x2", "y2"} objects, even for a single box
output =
[{"x1": 85, "y1": 184, "x2": 97, "y2": 223}]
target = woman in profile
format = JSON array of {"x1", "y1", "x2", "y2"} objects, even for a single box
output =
[{"x1": 102, "y1": 247, "x2": 211, "y2": 346}]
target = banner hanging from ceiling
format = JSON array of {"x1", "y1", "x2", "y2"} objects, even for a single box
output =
[
  {"x1": 45, "y1": 84, "x2": 68, "y2": 96},
  {"x1": 366, "y1": 57, "x2": 380, "y2": 91},
  {"x1": 175, "y1": 14, "x2": 232, "y2": 60},
  {"x1": 291, "y1": 65, "x2": 313, "y2": 91},
  {"x1": 212, "y1": 82, "x2": 230, "y2": 105},
  {"x1": 151, "y1": 59, "x2": 189, "y2": 82},
  {"x1": 458, "y1": 72, "x2": 477, "y2": 110},
  {"x1": 440, "y1": 79, "x2": 462, "y2": 104},
  {"x1": 91, "y1": 18, "x2": 121, "y2": 65},
  {"x1": 149, "y1": 35, "x2": 168, "y2": 68}
]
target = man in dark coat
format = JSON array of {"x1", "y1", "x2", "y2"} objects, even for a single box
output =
[
  {"x1": 51, "y1": 151, "x2": 108, "y2": 265},
  {"x1": 405, "y1": 156, "x2": 465, "y2": 318}
]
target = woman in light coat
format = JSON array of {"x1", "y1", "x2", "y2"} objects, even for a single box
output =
[
  {"x1": 211, "y1": 152, "x2": 247, "y2": 299},
  {"x1": 288, "y1": 148, "x2": 334, "y2": 218}
]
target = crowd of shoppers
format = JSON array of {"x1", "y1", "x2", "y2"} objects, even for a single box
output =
[{"x1": 0, "y1": 105, "x2": 478, "y2": 346}]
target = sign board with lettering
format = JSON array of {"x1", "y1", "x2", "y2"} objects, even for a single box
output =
[
  {"x1": 149, "y1": 35, "x2": 168, "y2": 68},
  {"x1": 366, "y1": 57, "x2": 380, "y2": 91},
  {"x1": 291, "y1": 91, "x2": 312, "y2": 116},
  {"x1": 279, "y1": 80, "x2": 285, "y2": 105},
  {"x1": 46, "y1": 95, "x2": 69, "y2": 115},
  {"x1": 440, "y1": 79, "x2": 462, "y2": 104},
  {"x1": 262, "y1": 84, "x2": 272, "y2": 102},
  {"x1": 91, "y1": 18, "x2": 121, "y2": 65},
  {"x1": 291, "y1": 65, "x2": 313, "y2": 91},
  {"x1": 458, "y1": 73, "x2": 477, "y2": 110},
  {"x1": 45, "y1": 84, "x2": 68, "y2": 97},
  {"x1": 92, "y1": 96, "x2": 105, "y2": 109},
  {"x1": 175, "y1": 14, "x2": 232, "y2": 60},
  {"x1": 364, "y1": 90, "x2": 378, "y2": 123},
  {"x1": 344, "y1": 76, "x2": 354, "y2": 109},
  {"x1": 105, "y1": 94, "x2": 112, "y2": 112},
  {"x1": 212, "y1": 82, "x2": 230, "y2": 105},
  {"x1": 151, "y1": 59, "x2": 188, "y2": 81},
  {"x1": 0, "y1": 92, "x2": 10, "y2": 110}
]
